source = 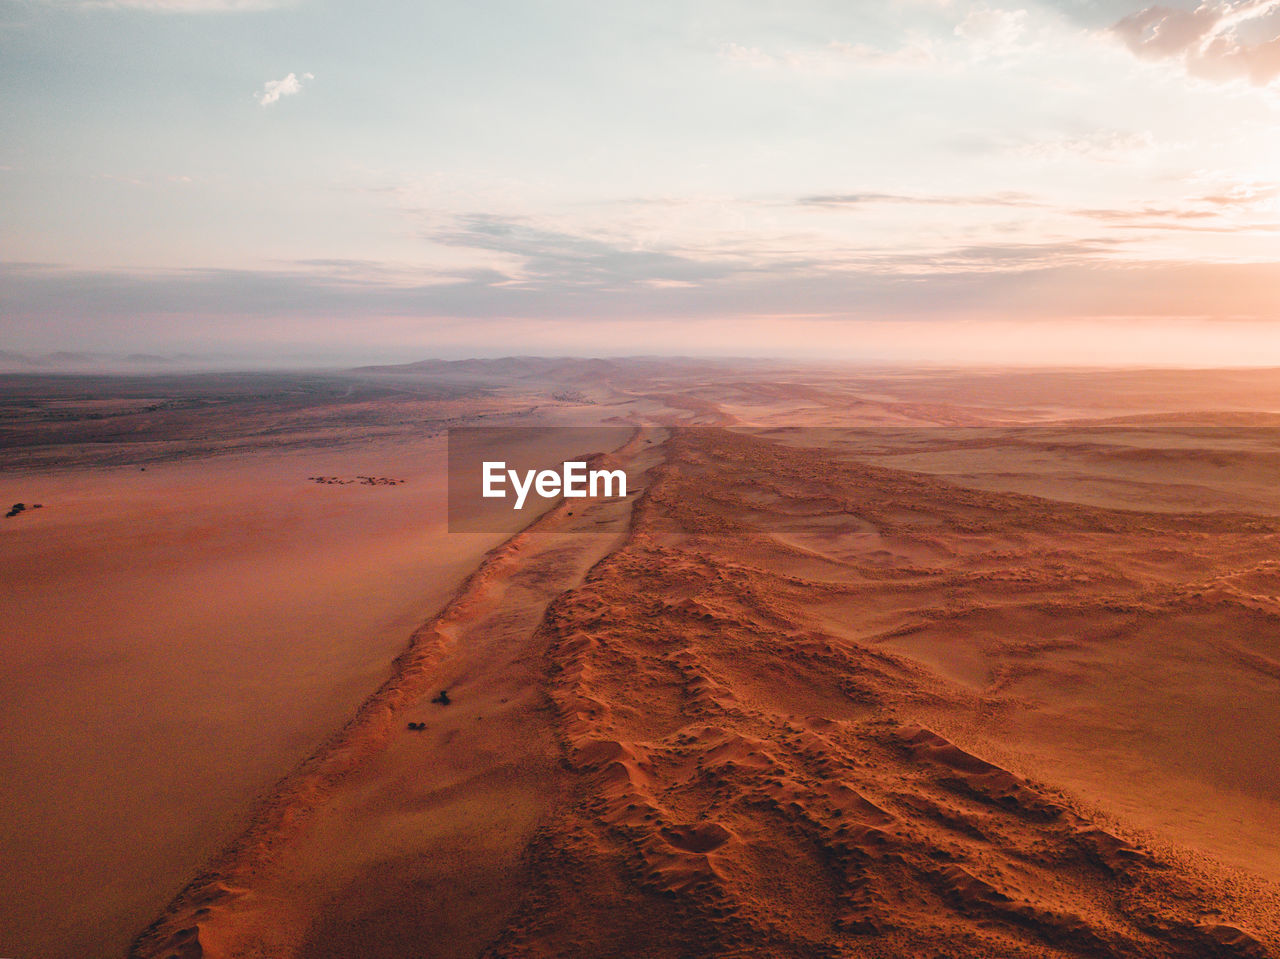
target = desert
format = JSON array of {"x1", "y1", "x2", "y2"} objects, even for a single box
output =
[
  {"x1": 2, "y1": 359, "x2": 1279, "y2": 958},
  {"x1": 10, "y1": 1, "x2": 1280, "y2": 954}
]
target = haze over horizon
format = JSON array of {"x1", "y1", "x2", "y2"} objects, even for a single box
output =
[{"x1": 4, "y1": 0, "x2": 1280, "y2": 366}]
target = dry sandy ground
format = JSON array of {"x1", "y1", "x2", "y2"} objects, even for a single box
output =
[
  {"x1": 5, "y1": 361, "x2": 1280, "y2": 958},
  {"x1": 0, "y1": 369, "x2": 631, "y2": 959},
  {"x1": 1, "y1": 440, "x2": 483, "y2": 959}
]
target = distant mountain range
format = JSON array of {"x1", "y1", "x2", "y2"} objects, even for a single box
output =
[{"x1": 0, "y1": 351, "x2": 777, "y2": 376}]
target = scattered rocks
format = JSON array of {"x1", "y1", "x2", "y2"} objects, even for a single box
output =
[
  {"x1": 307, "y1": 475, "x2": 405, "y2": 486},
  {"x1": 406, "y1": 721, "x2": 426, "y2": 731},
  {"x1": 4, "y1": 502, "x2": 39, "y2": 519},
  {"x1": 431, "y1": 689, "x2": 452, "y2": 706},
  {"x1": 550, "y1": 389, "x2": 594, "y2": 404}
]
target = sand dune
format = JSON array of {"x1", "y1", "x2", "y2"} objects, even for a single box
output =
[
  {"x1": 130, "y1": 430, "x2": 665, "y2": 958},
  {"x1": 132, "y1": 415, "x2": 1279, "y2": 958},
  {"x1": 5, "y1": 363, "x2": 1280, "y2": 958},
  {"x1": 501, "y1": 428, "x2": 1280, "y2": 957}
]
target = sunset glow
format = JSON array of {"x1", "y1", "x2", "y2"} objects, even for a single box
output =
[{"x1": 4, "y1": 0, "x2": 1280, "y2": 365}]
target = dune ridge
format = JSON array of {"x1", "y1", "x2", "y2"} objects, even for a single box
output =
[
  {"x1": 130, "y1": 423, "x2": 1280, "y2": 958},
  {"x1": 129, "y1": 431, "x2": 660, "y2": 958},
  {"x1": 481, "y1": 429, "x2": 1279, "y2": 957},
  {"x1": 127, "y1": 490, "x2": 599, "y2": 955}
]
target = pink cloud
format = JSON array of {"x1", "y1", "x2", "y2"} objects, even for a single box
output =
[{"x1": 1113, "y1": 1, "x2": 1280, "y2": 85}]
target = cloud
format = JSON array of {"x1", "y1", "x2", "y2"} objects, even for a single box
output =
[
  {"x1": 1012, "y1": 129, "x2": 1157, "y2": 162},
  {"x1": 718, "y1": 43, "x2": 778, "y2": 70},
  {"x1": 429, "y1": 214, "x2": 741, "y2": 289},
  {"x1": 863, "y1": 238, "x2": 1117, "y2": 273},
  {"x1": 1070, "y1": 177, "x2": 1280, "y2": 228},
  {"x1": 717, "y1": 38, "x2": 938, "y2": 75},
  {"x1": 1076, "y1": 205, "x2": 1218, "y2": 222},
  {"x1": 1197, "y1": 181, "x2": 1280, "y2": 205},
  {"x1": 0, "y1": 213, "x2": 1126, "y2": 338},
  {"x1": 790, "y1": 39, "x2": 939, "y2": 72},
  {"x1": 55, "y1": 0, "x2": 292, "y2": 10},
  {"x1": 955, "y1": 5, "x2": 1030, "y2": 56},
  {"x1": 718, "y1": 4, "x2": 1046, "y2": 76},
  {"x1": 1112, "y1": 0, "x2": 1280, "y2": 85},
  {"x1": 797, "y1": 191, "x2": 1043, "y2": 208},
  {"x1": 256, "y1": 71, "x2": 313, "y2": 106},
  {"x1": 8, "y1": 254, "x2": 1280, "y2": 336}
]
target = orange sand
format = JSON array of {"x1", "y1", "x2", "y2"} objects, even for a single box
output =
[{"x1": 4, "y1": 362, "x2": 1280, "y2": 959}]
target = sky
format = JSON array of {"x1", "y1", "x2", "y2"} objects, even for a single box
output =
[{"x1": 3, "y1": 0, "x2": 1280, "y2": 367}]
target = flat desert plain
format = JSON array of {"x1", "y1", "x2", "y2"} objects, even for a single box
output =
[{"x1": 3, "y1": 360, "x2": 1280, "y2": 959}]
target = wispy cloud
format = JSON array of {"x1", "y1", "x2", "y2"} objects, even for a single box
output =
[
  {"x1": 1012, "y1": 129, "x2": 1157, "y2": 163},
  {"x1": 1198, "y1": 181, "x2": 1280, "y2": 205},
  {"x1": 717, "y1": 4, "x2": 1044, "y2": 77},
  {"x1": 1070, "y1": 176, "x2": 1280, "y2": 229},
  {"x1": 797, "y1": 191, "x2": 1044, "y2": 209},
  {"x1": 1075, "y1": 205, "x2": 1218, "y2": 223},
  {"x1": 718, "y1": 38, "x2": 939, "y2": 74},
  {"x1": 429, "y1": 214, "x2": 740, "y2": 290},
  {"x1": 718, "y1": 42, "x2": 779, "y2": 70},
  {"x1": 256, "y1": 71, "x2": 313, "y2": 106},
  {"x1": 1112, "y1": 0, "x2": 1280, "y2": 85},
  {"x1": 10, "y1": 249, "x2": 1280, "y2": 333},
  {"x1": 59, "y1": 0, "x2": 293, "y2": 10},
  {"x1": 954, "y1": 5, "x2": 1031, "y2": 58}
]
